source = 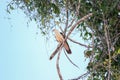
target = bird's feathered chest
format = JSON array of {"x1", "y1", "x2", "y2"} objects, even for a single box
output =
[{"x1": 54, "y1": 31, "x2": 64, "y2": 43}]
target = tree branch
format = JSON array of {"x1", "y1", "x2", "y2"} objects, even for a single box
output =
[
  {"x1": 65, "y1": 13, "x2": 93, "y2": 41},
  {"x1": 68, "y1": 37, "x2": 92, "y2": 48},
  {"x1": 71, "y1": 71, "x2": 90, "y2": 80},
  {"x1": 68, "y1": 19, "x2": 75, "y2": 28},
  {"x1": 64, "y1": 0, "x2": 69, "y2": 35},
  {"x1": 104, "y1": 20, "x2": 111, "y2": 80},
  {"x1": 49, "y1": 43, "x2": 62, "y2": 60},
  {"x1": 64, "y1": 49, "x2": 79, "y2": 69},
  {"x1": 58, "y1": 26, "x2": 64, "y2": 33},
  {"x1": 76, "y1": 1, "x2": 80, "y2": 16},
  {"x1": 56, "y1": 47, "x2": 63, "y2": 80}
]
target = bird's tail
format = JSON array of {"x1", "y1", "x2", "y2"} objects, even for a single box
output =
[{"x1": 64, "y1": 41, "x2": 72, "y2": 54}]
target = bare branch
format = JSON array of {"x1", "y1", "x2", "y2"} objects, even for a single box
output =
[
  {"x1": 64, "y1": 0, "x2": 69, "y2": 34},
  {"x1": 65, "y1": 13, "x2": 93, "y2": 41},
  {"x1": 68, "y1": 19, "x2": 75, "y2": 28},
  {"x1": 58, "y1": 26, "x2": 64, "y2": 33},
  {"x1": 49, "y1": 43, "x2": 63, "y2": 60},
  {"x1": 71, "y1": 71, "x2": 90, "y2": 80},
  {"x1": 76, "y1": 1, "x2": 80, "y2": 16},
  {"x1": 112, "y1": 33, "x2": 120, "y2": 41},
  {"x1": 68, "y1": 37, "x2": 92, "y2": 48},
  {"x1": 64, "y1": 49, "x2": 79, "y2": 69},
  {"x1": 56, "y1": 47, "x2": 63, "y2": 80}
]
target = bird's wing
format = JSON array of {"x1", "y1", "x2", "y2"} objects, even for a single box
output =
[
  {"x1": 60, "y1": 32, "x2": 72, "y2": 54},
  {"x1": 64, "y1": 41, "x2": 72, "y2": 54},
  {"x1": 54, "y1": 30, "x2": 64, "y2": 43}
]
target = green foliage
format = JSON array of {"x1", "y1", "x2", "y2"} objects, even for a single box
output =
[
  {"x1": 7, "y1": 0, "x2": 120, "y2": 79},
  {"x1": 79, "y1": 0, "x2": 120, "y2": 79},
  {"x1": 7, "y1": 0, "x2": 61, "y2": 35}
]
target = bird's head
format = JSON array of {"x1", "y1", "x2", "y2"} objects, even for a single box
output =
[{"x1": 52, "y1": 29, "x2": 59, "y2": 33}]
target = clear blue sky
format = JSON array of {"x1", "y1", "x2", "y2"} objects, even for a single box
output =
[{"x1": 0, "y1": 0, "x2": 89, "y2": 80}]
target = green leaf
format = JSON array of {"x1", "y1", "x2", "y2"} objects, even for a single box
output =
[
  {"x1": 118, "y1": 48, "x2": 120, "y2": 54},
  {"x1": 51, "y1": 3, "x2": 60, "y2": 14},
  {"x1": 10, "y1": 5, "x2": 14, "y2": 10}
]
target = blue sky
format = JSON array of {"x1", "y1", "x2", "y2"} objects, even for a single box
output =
[{"x1": 0, "y1": 0, "x2": 89, "y2": 80}]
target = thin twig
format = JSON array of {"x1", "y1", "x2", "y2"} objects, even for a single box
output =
[
  {"x1": 71, "y1": 71, "x2": 90, "y2": 80},
  {"x1": 64, "y1": 49, "x2": 79, "y2": 69},
  {"x1": 68, "y1": 19, "x2": 75, "y2": 28},
  {"x1": 59, "y1": 26, "x2": 64, "y2": 33},
  {"x1": 64, "y1": 0, "x2": 69, "y2": 34},
  {"x1": 112, "y1": 33, "x2": 120, "y2": 40},
  {"x1": 68, "y1": 37, "x2": 92, "y2": 48},
  {"x1": 76, "y1": 1, "x2": 80, "y2": 16}
]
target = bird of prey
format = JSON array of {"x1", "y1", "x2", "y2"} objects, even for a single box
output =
[{"x1": 53, "y1": 29, "x2": 71, "y2": 54}]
